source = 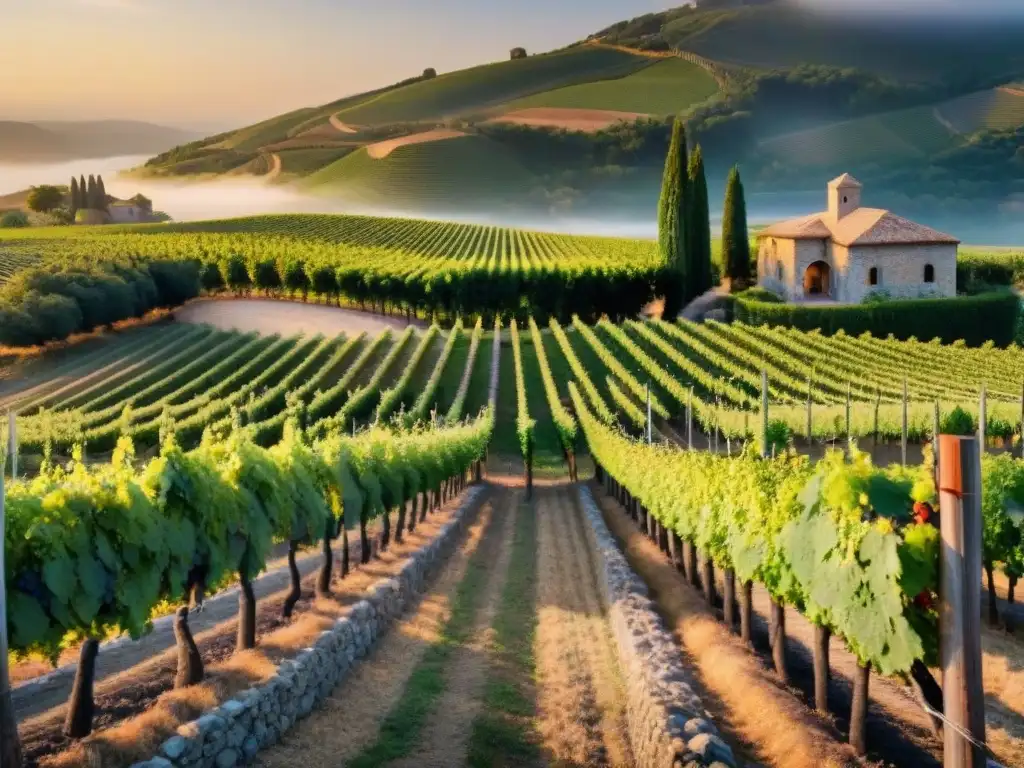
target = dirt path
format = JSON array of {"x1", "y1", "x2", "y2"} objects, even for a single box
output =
[
  {"x1": 256, "y1": 485, "x2": 507, "y2": 768},
  {"x1": 328, "y1": 114, "x2": 358, "y2": 134},
  {"x1": 534, "y1": 485, "x2": 633, "y2": 767},
  {"x1": 266, "y1": 152, "x2": 282, "y2": 181},
  {"x1": 174, "y1": 298, "x2": 422, "y2": 337},
  {"x1": 390, "y1": 487, "x2": 519, "y2": 767}
]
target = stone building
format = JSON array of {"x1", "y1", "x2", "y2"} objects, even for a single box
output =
[{"x1": 756, "y1": 174, "x2": 959, "y2": 304}]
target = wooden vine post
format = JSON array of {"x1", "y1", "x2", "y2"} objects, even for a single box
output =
[
  {"x1": 1, "y1": 415, "x2": 24, "y2": 767},
  {"x1": 938, "y1": 434, "x2": 986, "y2": 768},
  {"x1": 687, "y1": 387, "x2": 693, "y2": 451},
  {"x1": 901, "y1": 377, "x2": 908, "y2": 467},
  {"x1": 978, "y1": 384, "x2": 987, "y2": 455},
  {"x1": 806, "y1": 372, "x2": 812, "y2": 444},
  {"x1": 1019, "y1": 379, "x2": 1024, "y2": 459},
  {"x1": 845, "y1": 385, "x2": 852, "y2": 445}
]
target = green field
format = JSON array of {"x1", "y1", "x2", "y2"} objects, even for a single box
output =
[
  {"x1": 758, "y1": 104, "x2": 958, "y2": 169},
  {"x1": 507, "y1": 57, "x2": 718, "y2": 115},
  {"x1": 276, "y1": 146, "x2": 357, "y2": 176},
  {"x1": 661, "y1": 4, "x2": 1024, "y2": 83},
  {"x1": 302, "y1": 136, "x2": 537, "y2": 207},
  {"x1": 935, "y1": 86, "x2": 1024, "y2": 134},
  {"x1": 333, "y1": 47, "x2": 649, "y2": 125}
]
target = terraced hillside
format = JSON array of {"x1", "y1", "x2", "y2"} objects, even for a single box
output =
[
  {"x1": 301, "y1": 135, "x2": 538, "y2": 208},
  {"x1": 506, "y1": 56, "x2": 718, "y2": 115}
]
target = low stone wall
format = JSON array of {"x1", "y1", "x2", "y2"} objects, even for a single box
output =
[
  {"x1": 577, "y1": 487, "x2": 737, "y2": 768},
  {"x1": 131, "y1": 485, "x2": 486, "y2": 768}
]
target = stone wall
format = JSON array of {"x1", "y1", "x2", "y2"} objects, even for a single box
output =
[
  {"x1": 838, "y1": 242, "x2": 956, "y2": 303},
  {"x1": 130, "y1": 485, "x2": 486, "y2": 768},
  {"x1": 577, "y1": 487, "x2": 737, "y2": 768}
]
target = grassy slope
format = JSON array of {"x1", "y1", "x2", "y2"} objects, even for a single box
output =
[
  {"x1": 936, "y1": 87, "x2": 1024, "y2": 134},
  {"x1": 508, "y1": 57, "x2": 718, "y2": 115},
  {"x1": 302, "y1": 137, "x2": 537, "y2": 207},
  {"x1": 334, "y1": 47, "x2": 648, "y2": 125},
  {"x1": 758, "y1": 104, "x2": 958, "y2": 169},
  {"x1": 663, "y1": 3, "x2": 1024, "y2": 83}
]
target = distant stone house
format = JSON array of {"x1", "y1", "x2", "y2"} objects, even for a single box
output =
[
  {"x1": 756, "y1": 174, "x2": 959, "y2": 304},
  {"x1": 107, "y1": 203, "x2": 148, "y2": 224}
]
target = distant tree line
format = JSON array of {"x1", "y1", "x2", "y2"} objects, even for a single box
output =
[
  {"x1": 68, "y1": 174, "x2": 109, "y2": 216},
  {"x1": 0, "y1": 260, "x2": 200, "y2": 347}
]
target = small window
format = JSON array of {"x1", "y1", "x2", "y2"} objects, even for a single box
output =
[
  {"x1": 924, "y1": 264, "x2": 935, "y2": 283},
  {"x1": 868, "y1": 267, "x2": 879, "y2": 286},
  {"x1": 777, "y1": 263, "x2": 783, "y2": 280},
  {"x1": 843, "y1": 195, "x2": 848, "y2": 204}
]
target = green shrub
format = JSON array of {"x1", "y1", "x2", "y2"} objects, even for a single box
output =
[
  {"x1": 735, "y1": 286, "x2": 781, "y2": 303},
  {"x1": 734, "y1": 291, "x2": 1020, "y2": 347},
  {"x1": 0, "y1": 210, "x2": 29, "y2": 228},
  {"x1": 941, "y1": 406, "x2": 975, "y2": 436}
]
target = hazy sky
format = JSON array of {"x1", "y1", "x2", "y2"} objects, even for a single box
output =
[{"x1": 1, "y1": 0, "x2": 677, "y2": 130}]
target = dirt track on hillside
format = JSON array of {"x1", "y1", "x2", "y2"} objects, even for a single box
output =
[{"x1": 487, "y1": 107, "x2": 647, "y2": 133}]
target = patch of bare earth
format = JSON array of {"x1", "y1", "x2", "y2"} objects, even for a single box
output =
[
  {"x1": 174, "y1": 297, "x2": 420, "y2": 337},
  {"x1": 592, "y1": 484, "x2": 857, "y2": 768},
  {"x1": 534, "y1": 486, "x2": 633, "y2": 767},
  {"x1": 256, "y1": 489, "x2": 498, "y2": 767},
  {"x1": 328, "y1": 115, "x2": 359, "y2": 134},
  {"x1": 365, "y1": 129, "x2": 467, "y2": 159},
  {"x1": 34, "y1": 491, "x2": 479, "y2": 768},
  {"x1": 486, "y1": 108, "x2": 648, "y2": 133},
  {"x1": 389, "y1": 486, "x2": 520, "y2": 767}
]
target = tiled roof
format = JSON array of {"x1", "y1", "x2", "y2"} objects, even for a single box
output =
[
  {"x1": 828, "y1": 173, "x2": 862, "y2": 188},
  {"x1": 758, "y1": 208, "x2": 959, "y2": 246}
]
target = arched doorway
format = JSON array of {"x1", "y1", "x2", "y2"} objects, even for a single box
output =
[{"x1": 803, "y1": 261, "x2": 831, "y2": 297}]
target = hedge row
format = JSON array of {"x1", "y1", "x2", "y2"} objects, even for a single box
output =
[
  {"x1": 732, "y1": 291, "x2": 1020, "y2": 347},
  {"x1": 0, "y1": 260, "x2": 201, "y2": 347}
]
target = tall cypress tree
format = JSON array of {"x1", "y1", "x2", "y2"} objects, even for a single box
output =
[
  {"x1": 87, "y1": 175, "x2": 97, "y2": 209},
  {"x1": 658, "y1": 118, "x2": 690, "y2": 318},
  {"x1": 96, "y1": 175, "x2": 108, "y2": 210},
  {"x1": 70, "y1": 177, "x2": 80, "y2": 212},
  {"x1": 722, "y1": 165, "x2": 752, "y2": 287},
  {"x1": 687, "y1": 144, "x2": 713, "y2": 300},
  {"x1": 79, "y1": 175, "x2": 88, "y2": 208}
]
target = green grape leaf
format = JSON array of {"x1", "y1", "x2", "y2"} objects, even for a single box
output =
[
  {"x1": 94, "y1": 531, "x2": 118, "y2": 570},
  {"x1": 72, "y1": 591, "x2": 102, "y2": 626},
  {"x1": 899, "y1": 524, "x2": 939, "y2": 597},
  {"x1": 9, "y1": 591, "x2": 52, "y2": 648},
  {"x1": 77, "y1": 555, "x2": 106, "y2": 601},
  {"x1": 43, "y1": 556, "x2": 76, "y2": 605}
]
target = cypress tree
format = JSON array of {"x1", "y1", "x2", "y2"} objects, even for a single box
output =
[
  {"x1": 87, "y1": 175, "x2": 97, "y2": 209},
  {"x1": 723, "y1": 165, "x2": 752, "y2": 288},
  {"x1": 687, "y1": 144, "x2": 713, "y2": 301},
  {"x1": 79, "y1": 175, "x2": 88, "y2": 208},
  {"x1": 96, "y1": 175, "x2": 108, "y2": 210},
  {"x1": 658, "y1": 118, "x2": 690, "y2": 318},
  {"x1": 70, "y1": 177, "x2": 80, "y2": 212}
]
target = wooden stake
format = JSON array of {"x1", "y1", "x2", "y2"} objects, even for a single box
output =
[
  {"x1": 845, "y1": 385, "x2": 852, "y2": 445},
  {"x1": 902, "y1": 377, "x2": 908, "y2": 467},
  {"x1": 6, "y1": 412, "x2": 15, "y2": 480},
  {"x1": 760, "y1": 370, "x2": 769, "y2": 458},
  {"x1": 938, "y1": 435, "x2": 986, "y2": 768},
  {"x1": 687, "y1": 387, "x2": 694, "y2": 450},
  {"x1": 806, "y1": 373, "x2": 813, "y2": 444},
  {"x1": 0, "y1": 417, "x2": 24, "y2": 767},
  {"x1": 979, "y1": 384, "x2": 987, "y2": 455}
]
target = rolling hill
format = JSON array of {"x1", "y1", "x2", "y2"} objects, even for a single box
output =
[
  {"x1": 0, "y1": 120, "x2": 199, "y2": 163},
  {"x1": 132, "y1": 0, "x2": 1024, "y2": 230},
  {"x1": 302, "y1": 135, "x2": 538, "y2": 212},
  {"x1": 506, "y1": 56, "x2": 718, "y2": 115}
]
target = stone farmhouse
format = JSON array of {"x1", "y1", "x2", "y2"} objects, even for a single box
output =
[{"x1": 756, "y1": 174, "x2": 959, "y2": 304}]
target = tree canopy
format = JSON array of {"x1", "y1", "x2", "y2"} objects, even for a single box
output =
[{"x1": 26, "y1": 185, "x2": 65, "y2": 213}]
